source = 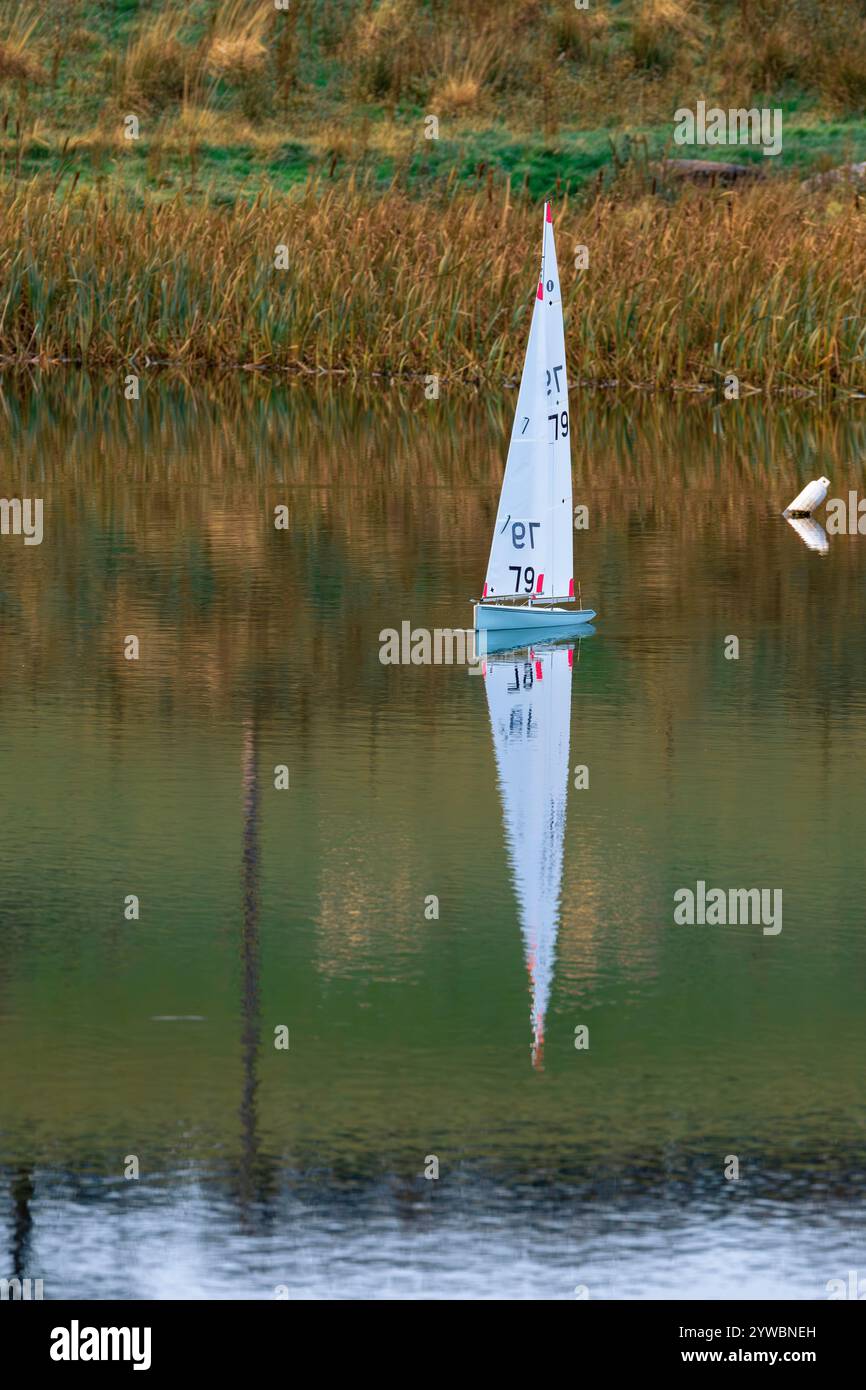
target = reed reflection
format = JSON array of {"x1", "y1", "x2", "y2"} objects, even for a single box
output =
[
  {"x1": 9, "y1": 1167, "x2": 34, "y2": 1282},
  {"x1": 236, "y1": 715, "x2": 270, "y2": 1221}
]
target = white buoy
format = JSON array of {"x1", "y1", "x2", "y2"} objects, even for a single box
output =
[
  {"x1": 783, "y1": 476, "x2": 830, "y2": 517},
  {"x1": 785, "y1": 515, "x2": 829, "y2": 553}
]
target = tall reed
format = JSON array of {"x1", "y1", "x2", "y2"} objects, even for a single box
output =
[{"x1": 0, "y1": 176, "x2": 864, "y2": 389}]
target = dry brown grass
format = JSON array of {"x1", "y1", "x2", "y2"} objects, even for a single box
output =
[
  {"x1": 0, "y1": 175, "x2": 864, "y2": 392},
  {"x1": 0, "y1": 41, "x2": 44, "y2": 84},
  {"x1": 631, "y1": 0, "x2": 709, "y2": 72},
  {"x1": 0, "y1": 2, "x2": 46, "y2": 86},
  {"x1": 549, "y1": 7, "x2": 611, "y2": 61},
  {"x1": 429, "y1": 22, "x2": 512, "y2": 116},
  {"x1": 119, "y1": 9, "x2": 191, "y2": 109},
  {"x1": 206, "y1": 36, "x2": 267, "y2": 80},
  {"x1": 346, "y1": 0, "x2": 424, "y2": 101},
  {"x1": 205, "y1": 0, "x2": 272, "y2": 80},
  {"x1": 432, "y1": 77, "x2": 481, "y2": 114},
  {"x1": 208, "y1": 0, "x2": 273, "y2": 45},
  {"x1": 2, "y1": 0, "x2": 866, "y2": 152}
]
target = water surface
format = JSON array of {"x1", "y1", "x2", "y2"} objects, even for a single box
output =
[{"x1": 1, "y1": 377, "x2": 864, "y2": 1299}]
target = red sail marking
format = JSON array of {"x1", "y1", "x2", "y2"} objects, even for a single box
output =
[
  {"x1": 483, "y1": 582, "x2": 488, "y2": 597},
  {"x1": 568, "y1": 578, "x2": 574, "y2": 597},
  {"x1": 536, "y1": 281, "x2": 543, "y2": 300},
  {"x1": 546, "y1": 203, "x2": 553, "y2": 223},
  {"x1": 536, "y1": 572, "x2": 544, "y2": 593},
  {"x1": 535, "y1": 660, "x2": 543, "y2": 680},
  {"x1": 568, "y1": 649, "x2": 574, "y2": 668}
]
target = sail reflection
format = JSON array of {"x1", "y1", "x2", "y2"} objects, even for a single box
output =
[{"x1": 483, "y1": 638, "x2": 579, "y2": 1068}]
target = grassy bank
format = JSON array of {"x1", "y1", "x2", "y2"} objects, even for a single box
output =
[
  {"x1": 0, "y1": 1, "x2": 865, "y2": 386},
  {"x1": 3, "y1": 2, "x2": 866, "y2": 143},
  {"x1": 2, "y1": 0, "x2": 866, "y2": 198},
  {"x1": 2, "y1": 176, "x2": 865, "y2": 389}
]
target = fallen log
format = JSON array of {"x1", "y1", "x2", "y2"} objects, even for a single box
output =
[{"x1": 654, "y1": 158, "x2": 763, "y2": 184}]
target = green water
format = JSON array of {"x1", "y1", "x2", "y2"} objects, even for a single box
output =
[{"x1": 0, "y1": 376, "x2": 864, "y2": 1299}]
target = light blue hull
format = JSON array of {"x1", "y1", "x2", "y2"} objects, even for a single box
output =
[{"x1": 474, "y1": 602, "x2": 597, "y2": 632}]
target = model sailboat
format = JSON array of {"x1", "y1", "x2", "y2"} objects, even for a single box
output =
[{"x1": 474, "y1": 202, "x2": 596, "y2": 633}]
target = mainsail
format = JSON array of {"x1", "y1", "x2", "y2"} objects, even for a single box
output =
[
  {"x1": 482, "y1": 203, "x2": 574, "y2": 604},
  {"x1": 483, "y1": 641, "x2": 573, "y2": 1067}
]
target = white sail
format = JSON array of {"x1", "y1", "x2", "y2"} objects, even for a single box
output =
[
  {"x1": 483, "y1": 640, "x2": 573, "y2": 1068},
  {"x1": 482, "y1": 203, "x2": 574, "y2": 604}
]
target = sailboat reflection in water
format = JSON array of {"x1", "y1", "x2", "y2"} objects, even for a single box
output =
[{"x1": 482, "y1": 631, "x2": 592, "y2": 1068}]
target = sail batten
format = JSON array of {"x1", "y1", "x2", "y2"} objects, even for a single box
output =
[{"x1": 482, "y1": 203, "x2": 573, "y2": 603}]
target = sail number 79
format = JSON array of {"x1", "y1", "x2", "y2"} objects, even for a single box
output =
[
  {"x1": 511, "y1": 521, "x2": 539, "y2": 549},
  {"x1": 509, "y1": 566, "x2": 537, "y2": 593},
  {"x1": 548, "y1": 410, "x2": 569, "y2": 439}
]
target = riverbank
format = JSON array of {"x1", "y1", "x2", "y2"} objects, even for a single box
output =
[
  {"x1": 2, "y1": 2, "x2": 866, "y2": 387},
  {"x1": 2, "y1": 174, "x2": 865, "y2": 390}
]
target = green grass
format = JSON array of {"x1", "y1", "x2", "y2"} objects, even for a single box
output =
[
  {"x1": 0, "y1": 1, "x2": 864, "y2": 205},
  {"x1": 5, "y1": 114, "x2": 866, "y2": 208}
]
